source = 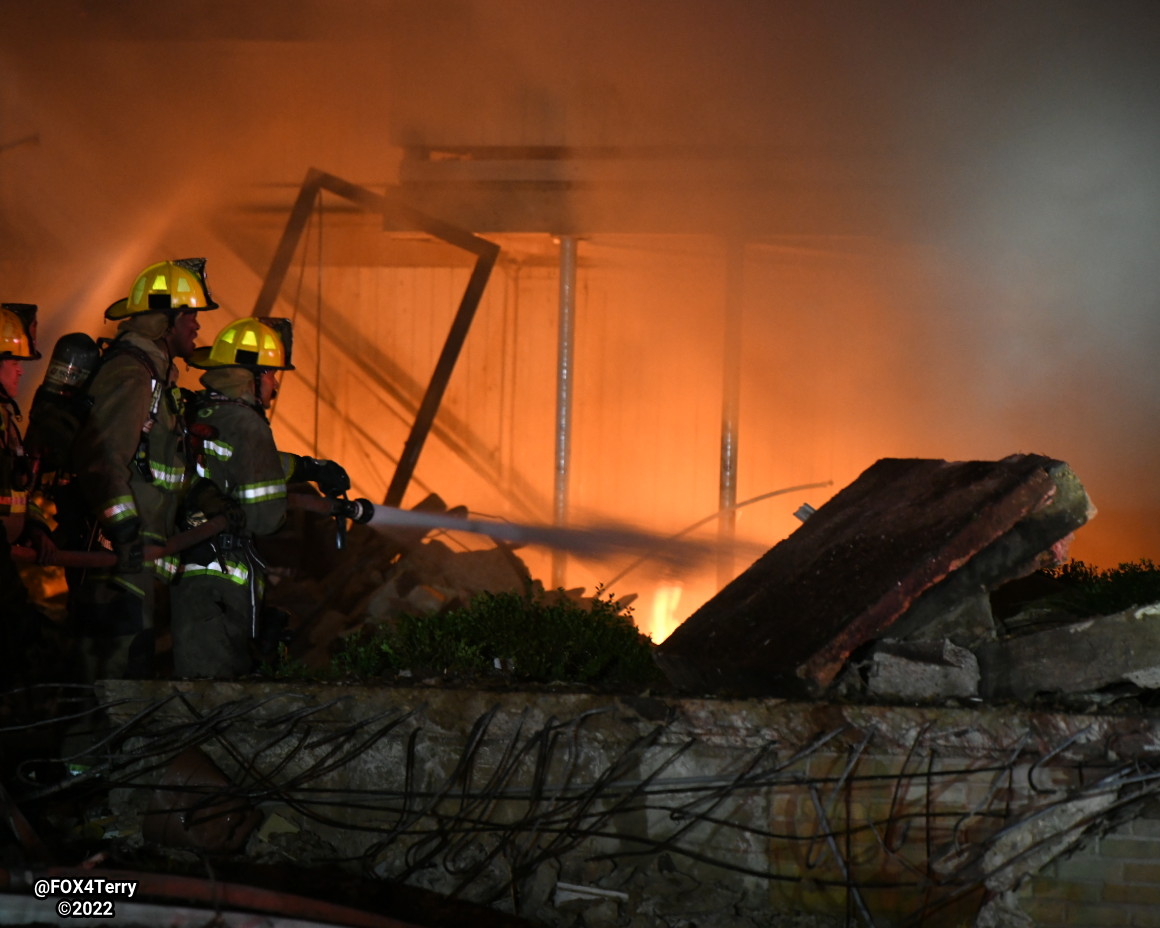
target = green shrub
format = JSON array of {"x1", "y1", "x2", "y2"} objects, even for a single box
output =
[
  {"x1": 330, "y1": 626, "x2": 397, "y2": 679},
  {"x1": 330, "y1": 588, "x2": 664, "y2": 688},
  {"x1": 1044, "y1": 558, "x2": 1160, "y2": 617}
]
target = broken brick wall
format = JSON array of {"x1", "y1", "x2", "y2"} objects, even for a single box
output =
[{"x1": 97, "y1": 681, "x2": 1160, "y2": 928}]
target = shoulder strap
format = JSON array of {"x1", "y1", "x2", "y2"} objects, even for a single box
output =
[
  {"x1": 100, "y1": 336, "x2": 163, "y2": 383},
  {"x1": 98, "y1": 336, "x2": 175, "y2": 481},
  {"x1": 202, "y1": 390, "x2": 269, "y2": 421}
]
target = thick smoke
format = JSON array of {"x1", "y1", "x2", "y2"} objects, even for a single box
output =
[{"x1": 3, "y1": 1, "x2": 1159, "y2": 636}]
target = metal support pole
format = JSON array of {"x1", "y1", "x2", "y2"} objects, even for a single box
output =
[
  {"x1": 250, "y1": 168, "x2": 499, "y2": 510},
  {"x1": 718, "y1": 240, "x2": 745, "y2": 588},
  {"x1": 384, "y1": 239, "x2": 499, "y2": 506},
  {"x1": 552, "y1": 235, "x2": 578, "y2": 589}
]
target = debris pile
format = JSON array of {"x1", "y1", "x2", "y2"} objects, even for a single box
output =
[
  {"x1": 255, "y1": 455, "x2": 1160, "y2": 711},
  {"x1": 10, "y1": 456, "x2": 1160, "y2": 928},
  {"x1": 259, "y1": 492, "x2": 609, "y2": 671},
  {"x1": 655, "y1": 453, "x2": 1129, "y2": 704}
]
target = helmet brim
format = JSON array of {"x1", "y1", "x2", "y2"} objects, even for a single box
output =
[
  {"x1": 105, "y1": 297, "x2": 220, "y2": 321},
  {"x1": 187, "y1": 346, "x2": 294, "y2": 371},
  {"x1": 104, "y1": 298, "x2": 132, "y2": 320},
  {"x1": 187, "y1": 346, "x2": 224, "y2": 370}
]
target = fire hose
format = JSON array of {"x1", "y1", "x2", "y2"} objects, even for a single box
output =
[
  {"x1": 8, "y1": 515, "x2": 231, "y2": 569},
  {"x1": 10, "y1": 493, "x2": 711, "y2": 568},
  {"x1": 295, "y1": 492, "x2": 712, "y2": 565}
]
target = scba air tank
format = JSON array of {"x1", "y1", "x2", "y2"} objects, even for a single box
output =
[{"x1": 40, "y1": 332, "x2": 100, "y2": 397}]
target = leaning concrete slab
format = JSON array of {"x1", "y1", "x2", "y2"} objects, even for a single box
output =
[{"x1": 655, "y1": 454, "x2": 1095, "y2": 697}]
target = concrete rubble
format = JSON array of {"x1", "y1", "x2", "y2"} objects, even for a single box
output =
[
  {"x1": 978, "y1": 601, "x2": 1160, "y2": 701},
  {"x1": 865, "y1": 637, "x2": 980, "y2": 702},
  {"x1": 250, "y1": 455, "x2": 1160, "y2": 713},
  {"x1": 87, "y1": 679, "x2": 1160, "y2": 928},
  {"x1": 258, "y1": 491, "x2": 573, "y2": 669},
  {"x1": 656, "y1": 453, "x2": 1100, "y2": 700}
]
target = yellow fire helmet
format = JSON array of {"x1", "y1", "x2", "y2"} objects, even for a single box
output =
[
  {"x1": 188, "y1": 316, "x2": 295, "y2": 371},
  {"x1": 105, "y1": 258, "x2": 220, "y2": 320},
  {"x1": 0, "y1": 302, "x2": 42, "y2": 361}
]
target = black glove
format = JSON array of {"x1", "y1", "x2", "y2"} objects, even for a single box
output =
[
  {"x1": 294, "y1": 456, "x2": 350, "y2": 497},
  {"x1": 183, "y1": 477, "x2": 245, "y2": 533},
  {"x1": 20, "y1": 521, "x2": 58, "y2": 566},
  {"x1": 105, "y1": 517, "x2": 144, "y2": 575}
]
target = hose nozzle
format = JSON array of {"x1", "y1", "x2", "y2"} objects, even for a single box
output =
[{"x1": 333, "y1": 497, "x2": 374, "y2": 524}]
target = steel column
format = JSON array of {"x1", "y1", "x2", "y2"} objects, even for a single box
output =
[
  {"x1": 552, "y1": 235, "x2": 578, "y2": 589},
  {"x1": 718, "y1": 240, "x2": 745, "y2": 588}
]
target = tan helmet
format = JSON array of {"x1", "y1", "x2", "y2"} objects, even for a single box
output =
[
  {"x1": 0, "y1": 302, "x2": 42, "y2": 361},
  {"x1": 188, "y1": 316, "x2": 294, "y2": 371},
  {"x1": 105, "y1": 258, "x2": 220, "y2": 320}
]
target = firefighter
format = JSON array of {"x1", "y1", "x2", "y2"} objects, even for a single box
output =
[
  {"x1": 1, "y1": 302, "x2": 52, "y2": 686},
  {"x1": 1, "y1": 303, "x2": 42, "y2": 545},
  {"x1": 69, "y1": 259, "x2": 218, "y2": 680},
  {"x1": 171, "y1": 316, "x2": 348, "y2": 678}
]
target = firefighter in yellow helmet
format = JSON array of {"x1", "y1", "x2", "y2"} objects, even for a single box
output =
[
  {"x1": 69, "y1": 259, "x2": 218, "y2": 680},
  {"x1": 172, "y1": 316, "x2": 348, "y2": 678}
]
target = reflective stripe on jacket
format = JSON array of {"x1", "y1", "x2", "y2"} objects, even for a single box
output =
[
  {"x1": 181, "y1": 380, "x2": 288, "y2": 586},
  {"x1": 0, "y1": 398, "x2": 28, "y2": 541}
]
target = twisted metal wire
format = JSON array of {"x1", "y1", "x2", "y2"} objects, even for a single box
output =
[{"x1": 3, "y1": 683, "x2": 1156, "y2": 926}]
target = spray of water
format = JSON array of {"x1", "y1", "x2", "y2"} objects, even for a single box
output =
[{"x1": 362, "y1": 500, "x2": 714, "y2": 572}]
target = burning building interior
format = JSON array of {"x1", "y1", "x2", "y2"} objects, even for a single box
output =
[{"x1": 4, "y1": 2, "x2": 1160, "y2": 926}]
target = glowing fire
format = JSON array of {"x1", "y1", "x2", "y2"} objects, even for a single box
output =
[{"x1": 649, "y1": 582, "x2": 684, "y2": 644}]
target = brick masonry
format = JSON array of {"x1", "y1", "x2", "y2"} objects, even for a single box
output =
[
  {"x1": 1024, "y1": 819, "x2": 1160, "y2": 928},
  {"x1": 99, "y1": 680, "x2": 1160, "y2": 927}
]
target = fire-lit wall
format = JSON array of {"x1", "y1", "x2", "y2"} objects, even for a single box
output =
[
  {"x1": 241, "y1": 219, "x2": 1132, "y2": 642},
  {"x1": 3, "y1": 2, "x2": 1159, "y2": 641},
  {"x1": 252, "y1": 230, "x2": 767, "y2": 641}
]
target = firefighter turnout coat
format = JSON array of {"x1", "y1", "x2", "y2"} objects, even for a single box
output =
[
  {"x1": 0, "y1": 390, "x2": 29, "y2": 544},
  {"x1": 72, "y1": 325, "x2": 186, "y2": 598},
  {"x1": 171, "y1": 366, "x2": 291, "y2": 677}
]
